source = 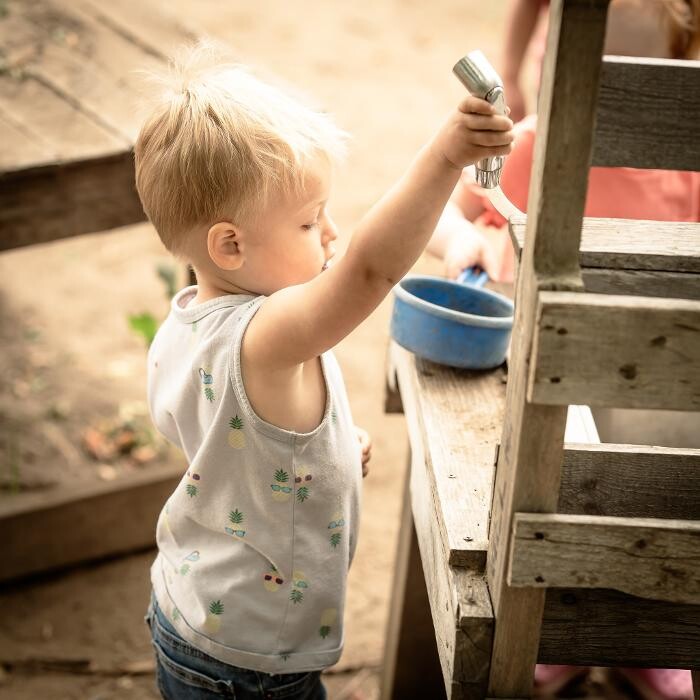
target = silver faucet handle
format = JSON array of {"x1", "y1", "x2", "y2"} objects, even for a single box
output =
[
  {"x1": 453, "y1": 50, "x2": 507, "y2": 189},
  {"x1": 453, "y1": 50, "x2": 504, "y2": 104}
]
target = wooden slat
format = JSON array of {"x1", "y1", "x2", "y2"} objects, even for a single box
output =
[
  {"x1": 79, "y1": 0, "x2": 199, "y2": 59},
  {"x1": 592, "y1": 56, "x2": 700, "y2": 171},
  {"x1": 529, "y1": 291, "x2": 700, "y2": 411},
  {"x1": 1, "y1": 464, "x2": 181, "y2": 582},
  {"x1": 508, "y1": 513, "x2": 700, "y2": 604},
  {"x1": 559, "y1": 444, "x2": 700, "y2": 520},
  {"x1": 0, "y1": 113, "x2": 50, "y2": 170},
  {"x1": 486, "y1": 0, "x2": 610, "y2": 694},
  {"x1": 391, "y1": 342, "x2": 505, "y2": 570},
  {"x1": 0, "y1": 150, "x2": 147, "y2": 249},
  {"x1": 408, "y1": 429, "x2": 493, "y2": 699},
  {"x1": 0, "y1": 68, "x2": 127, "y2": 165},
  {"x1": 540, "y1": 587, "x2": 700, "y2": 668},
  {"x1": 582, "y1": 268, "x2": 700, "y2": 301},
  {"x1": 7, "y1": 0, "x2": 174, "y2": 141},
  {"x1": 509, "y1": 216, "x2": 700, "y2": 275}
]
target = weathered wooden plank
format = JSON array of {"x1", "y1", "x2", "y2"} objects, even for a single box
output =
[
  {"x1": 540, "y1": 587, "x2": 700, "y2": 668},
  {"x1": 509, "y1": 216, "x2": 700, "y2": 275},
  {"x1": 395, "y1": 352, "x2": 493, "y2": 698},
  {"x1": 392, "y1": 342, "x2": 505, "y2": 570},
  {"x1": 79, "y1": 0, "x2": 199, "y2": 59},
  {"x1": 1, "y1": 464, "x2": 181, "y2": 582},
  {"x1": 8, "y1": 0, "x2": 170, "y2": 142},
  {"x1": 0, "y1": 150, "x2": 147, "y2": 249},
  {"x1": 559, "y1": 444, "x2": 700, "y2": 520},
  {"x1": 529, "y1": 291, "x2": 700, "y2": 411},
  {"x1": 509, "y1": 513, "x2": 700, "y2": 604},
  {"x1": 592, "y1": 56, "x2": 700, "y2": 171},
  {"x1": 408, "y1": 437, "x2": 493, "y2": 699},
  {"x1": 0, "y1": 68, "x2": 127, "y2": 163},
  {"x1": 582, "y1": 268, "x2": 700, "y2": 300},
  {"x1": 380, "y1": 461, "x2": 445, "y2": 700},
  {"x1": 487, "y1": 0, "x2": 609, "y2": 695},
  {"x1": 0, "y1": 112, "x2": 50, "y2": 170}
]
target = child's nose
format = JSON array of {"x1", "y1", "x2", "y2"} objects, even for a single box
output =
[{"x1": 322, "y1": 215, "x2": 338, "y2": 244}]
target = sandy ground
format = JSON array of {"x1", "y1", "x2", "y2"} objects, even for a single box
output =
[{"x1": 0, "y1": 2, "x2": 593, "y2": 699}]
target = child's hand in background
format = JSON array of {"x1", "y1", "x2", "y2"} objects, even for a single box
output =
[
  {"x1": 444, "y1": 227, "x2": 500, "y2": 281},
  {"x1": 431, "y1": 96, "x2": 513, "y2": 171},
  {"x1": 355, "y1": 426, "x2": 371, "y2": 478}
]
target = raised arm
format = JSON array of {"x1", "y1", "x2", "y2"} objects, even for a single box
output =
[{"x1": 246, "y1": 96, "x2": 512, "y2": 369}]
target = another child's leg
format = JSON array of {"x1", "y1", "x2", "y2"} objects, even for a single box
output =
[{"x1": 617, "y1": 668, "x2": 694, "y2": 700}]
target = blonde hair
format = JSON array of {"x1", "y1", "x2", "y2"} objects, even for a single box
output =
[{"x1": 134, "y1": 42, "x2": 347, "y2": 256}]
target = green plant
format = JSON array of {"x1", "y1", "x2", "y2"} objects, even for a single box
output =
[
  {"x1": 128, "y1": 312, "x2": 158, "y2": 347},
  {"x1": 127, "y1": 262, "x2": 179, "y2": 347}
]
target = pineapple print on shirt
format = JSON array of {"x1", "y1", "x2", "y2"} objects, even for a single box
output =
[
  {"x1": 228, "y1": 415, "x2": 246, "y2": 449},
  {"x1": 225, "y1": 509, "x2": 246, "y2": 538},
  {"x1": 271, "y1": 469, "x2": 292, "y2": 502},
  {"x1": 295, "y1": 467, "x2": 313, "y2": 503},
  {"x1": 328, "y1": 511, "x2": 345, "y2": 549},
  {"x1": 290, "y1": 571, "x2": 309, "y2": 604},
  {"x1": 185, "y1": 469, "x2": 201, "y2": 498},
  {"x1": 203, "y1": 600, "x2": 224, "y2": 634},
  {"x1": 178, "y1": 550, "x2": 200, "y2": 576},
  {"x1": 319, "y1": 608, "x2": 337, "y2": 639},
  {"x1": 263, "y1": 565, "x2": 285, "y2": 592},
  {"x1": 199, "y1": 367, "x2": 215, "y2": 402}
]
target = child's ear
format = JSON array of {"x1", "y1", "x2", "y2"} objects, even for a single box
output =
[{"x1": 207, "y1": 221, "x2": 244, "y2": 270}]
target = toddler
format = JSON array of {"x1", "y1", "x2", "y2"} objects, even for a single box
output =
[{"x1": 135, "y1": 43, "x2": 512, "y2": 700}]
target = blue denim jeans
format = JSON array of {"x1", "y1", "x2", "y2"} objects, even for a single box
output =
[{"x1": 145, "y1": 594, "x2": 327, "y2": 700}]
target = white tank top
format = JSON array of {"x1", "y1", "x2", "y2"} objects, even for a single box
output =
[{"x1": 147, "y1": 287, "x2": 362, "y2": 673}]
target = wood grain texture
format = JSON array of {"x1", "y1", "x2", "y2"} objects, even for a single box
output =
[
  {"x1": 540, "y1": 587, "x2": 700, "y2": 668},
  {"x1": 509, "y1": 216, "x2": 700, "y2": 274},
  {"x1": 0, "y1": 150, "x2": 147, "y2": 249},
  {"x1": 392, "y1": 342, "x2": 505, "y2": 569},
  {"x1": 581, "y1": 268, "x2": 700, "y2": 300},
  {"x1": 0, "y1": 464, "x2": 181, "y2": 582},
  {"x1": 509, "y1": 513, "x2": 700, "y2": 604},
  {"x1": 529, "y1": 291, "x2": 700, "y2": 411},
  {"x1": 559, "y1": 444, "x2": 700, "y2": 520},
  {"x1": 407, "y1": 411, "x2": 493, "y2": 698},
  {"x1": 487, "y1": 0, "x2": 609, "y2": 695},
  {"x1": 592, "y1": 56, "x2": 700, "y2": 171}
]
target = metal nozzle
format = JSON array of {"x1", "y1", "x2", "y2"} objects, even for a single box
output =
[{"x1": 452, "y1": 51, "x2": 507, "y2": 189}]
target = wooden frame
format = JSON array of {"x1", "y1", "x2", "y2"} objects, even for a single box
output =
[{"x1": 486, "y1": 0, "x2": 700, "y2": 695}]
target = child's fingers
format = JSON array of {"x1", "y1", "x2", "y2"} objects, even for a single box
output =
[
  {"x1": 470, "y1": 142, "x2": 514, "y2": 157},
  {"x1": 457, "y1": 95, "x2": 495, "y2": 116},
  {"x1": 468, "y1": 128, "x2": 514, "y2": 147},
  {"x1": 463, "y1": 113, "x2": 513, "y2": 132}
]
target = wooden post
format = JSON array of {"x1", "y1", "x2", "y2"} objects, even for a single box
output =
[{"x1": 486, "y1": 0, "x2": 610, "y2": 695}]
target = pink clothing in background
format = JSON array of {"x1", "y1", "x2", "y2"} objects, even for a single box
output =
[{"x1": 471, "y1": 115, "x2": 700, "y2": 281}]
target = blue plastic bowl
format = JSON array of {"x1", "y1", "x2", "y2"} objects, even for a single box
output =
[{"x1": 391, "y1": 274, "x2": 514, "y2": 369}]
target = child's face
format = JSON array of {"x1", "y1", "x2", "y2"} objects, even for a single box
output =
[{"x1": 241, "y1": 155, "x2": 337, "y2": 295}]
